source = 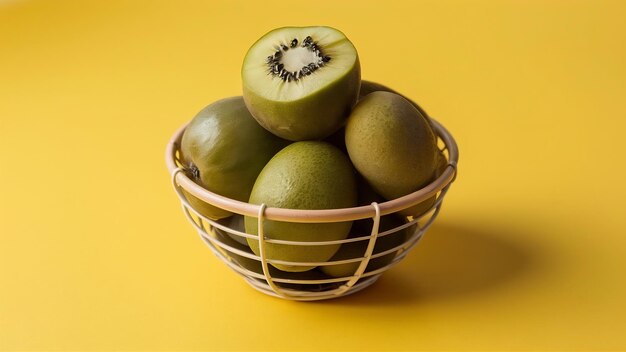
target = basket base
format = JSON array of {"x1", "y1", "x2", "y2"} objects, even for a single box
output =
[{"x1": 243, "y1": 274, "x2": 381, "y2": 301}]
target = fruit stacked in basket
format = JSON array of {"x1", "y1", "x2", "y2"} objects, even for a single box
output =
[{"x1": 166, "y1": 26, "x2": 458, "y2": 301}]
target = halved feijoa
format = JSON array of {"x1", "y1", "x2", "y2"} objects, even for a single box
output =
[{"x1": 242, "y1": 26, "x2": 360, "y2": 141}]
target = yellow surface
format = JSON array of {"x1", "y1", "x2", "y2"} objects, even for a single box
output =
[{"x1": 1, "y1": 0, "x2": 625, "y2": 350}]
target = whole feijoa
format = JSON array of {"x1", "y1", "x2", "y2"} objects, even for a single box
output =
[
  {"x1": 320, "y1": 214, "x2": 415, "y2": 278},
  {"x1": 359, "y1": 80, "x2": 436, "y2": 132},
  {"x1": 180, "y1": 97, "x2": 288, "y2": 220},
  {"x1": 242, "y1": 26, "x2": 361, "y2": 141},
  {"x1": 212, "y1": 219, "x2": 333, "y2": 290},
  {"x1": 320, "y1": 178, "x2": 417, "y2": 278},
  {"x1": 216, "y1": 214, "x2": 248, "y2": 245},
  {"x1": 244, "y1": 141, "x2": 357, "y2": 272},
  {"x1": 345, "y1": 91, "x2": 438, "y2": 201},
  {"x1": 398, "y1": 148, "x2": 449, "y2": 218}
]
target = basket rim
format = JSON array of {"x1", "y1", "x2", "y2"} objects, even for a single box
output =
[{"x1": 165, "y1": 118, "x2": 458, "y2": 223}]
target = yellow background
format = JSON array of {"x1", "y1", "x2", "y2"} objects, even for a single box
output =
[{"x1": 1, "y1": 0, "x2": 625, "y2": 350}]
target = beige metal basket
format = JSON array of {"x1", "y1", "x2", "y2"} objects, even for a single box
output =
[{"x1": 165, "y1": 118, "x2": 458, "y2": 301}]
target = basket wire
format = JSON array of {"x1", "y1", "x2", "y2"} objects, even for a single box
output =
[{"x1": 166, "y1": 118, "x2": 458, "y2": 301}]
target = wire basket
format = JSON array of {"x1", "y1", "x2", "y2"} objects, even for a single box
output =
[{"x1": 165, "y1": 118, "x2": 458, "y2": 301}]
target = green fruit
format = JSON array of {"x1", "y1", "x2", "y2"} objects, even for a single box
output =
[
  {"x1": 320, "y1": 215, "x2": 415, "y2": 278},
  {"x1": 180, "y1": 97, "x2": 288, "y2": 220},
  {"x1": 354, "y1": 86, "x2": 448, "y2": 218},
  {"x1": 319, "y1": 177, "x2": 416, "y2": 278},
  {"x1": 181, "y1": 189, "x2": 231, "y2": 220},
  {"x1": 358, "y1": 80, "x2": 429, "y2": 116},
  {"x1": 212, "y1": 221, "x2": 333, "y2": 290},
  {"x1": 359, "y1": 80, "x2": 436, "y2": 132},
  {"x1": 398, "y1": 149, "x2": 448, "y2": 218},
  {"x1": 346, "y1": 113, "x2": 448, "y2": 218},
  {"x1": 242, "y1": 26, "x2": 361, "y2": 141},
  {"x1": 345, "y1": 91, "x2": 438, "y2": 200},
  {"x1": 358, "y1": 80, "x2": 390, "y2": 99},
  {"x1": 213, "y1": 222, "x2": 259, "y2": 273},
  {"x1": 245, "y1": 141, "x2": 358, "y2": 272},
  {"x1": 216, "y1": 215, "x2": 247, "y2": 245}
]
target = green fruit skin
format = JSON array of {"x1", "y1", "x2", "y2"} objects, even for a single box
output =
[
  {"x1": 216, "y1": 215, "x2": 248, "y2": 245},
  {"x1": 181, "y1": 189, "x2": 232, "y2": 220},
  {"x1": 398, "y1": 149, "x2": 449, "y2": 218},
  {"x1": 345, "y1": 91, "x2": 438, "y2": 201},
  {"x1": 334, "y1": 85, "x2": 447, "y2": 218},
  {"x1": 180, "y1": 96, "x2": 288, "y2": 220},
  {"x1": 244, "y1": 141, "x2": 357, "y2": 272},
  {"x1": 320, "y1": 215, "x2": 416, "y2": 278},
  {"x1": 212, "y1": 222, "x2": 332, "y2": 290},
  {"x1": 399, "y1": 195, "x2": 437, "y2": 219},
  {"x1": 243, "y1": 60, "x2": 361, "y2": 141},
  {"x1": 213, "y1": 226, "x2": 260, "y2": 273},
  {"x1": 357, "y1": 81, "x2": 449, "y2": 217},
  {"x1": 319, "y1": 177, "x2": 416, "y2": 278},
  {"x1": 323, "y1": 80, "x2": 437, "y2": 162},
  {"x1": 359, "y1": 80, "x2": 437, "y2": 133}
]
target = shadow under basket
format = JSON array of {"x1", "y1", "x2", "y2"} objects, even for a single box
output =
[{"x1": 165, "y1": 119, "x2": 459, "y2": 301}]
